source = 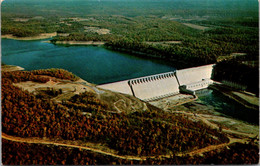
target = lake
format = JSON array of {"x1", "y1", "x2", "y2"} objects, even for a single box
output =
[{"x1": 1, "y1": 38, "x2": 175, "y2": 84}]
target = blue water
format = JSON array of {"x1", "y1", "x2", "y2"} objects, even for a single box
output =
[
  {"x1": 1, "y1": 39, "x2": 175, "y2": 84},
  {"x1": 196, "y1": 89, "x2": 259, "y2": 125}
]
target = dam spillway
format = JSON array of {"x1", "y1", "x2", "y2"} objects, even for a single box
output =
[
  {"x1": 128, "y1": 72, "x2": 179, "y2": 101},
  {"x1": 97, "y1": 64, "x2": 215, "y2": 101}
]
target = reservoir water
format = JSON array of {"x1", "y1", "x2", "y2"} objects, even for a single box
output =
[
  {"x1": 1, "y1": 38, "x2": 258, "y2": 125},
  {"x1": 1, "y1": 39, "x2": 175, "y2": 84}
]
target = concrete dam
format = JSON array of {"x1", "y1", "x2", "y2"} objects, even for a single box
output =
[{"x1": 97, "y1": 64, "x2": 214, "y2": 101}]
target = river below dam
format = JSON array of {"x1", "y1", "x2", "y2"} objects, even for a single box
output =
[{"x1": 1, "y1": 38, "x2": 258, "y2": 125}]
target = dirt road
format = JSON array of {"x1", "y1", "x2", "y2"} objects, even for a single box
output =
[{"x1": 2, "y1": 132, "x2": 243, "y2": 161}]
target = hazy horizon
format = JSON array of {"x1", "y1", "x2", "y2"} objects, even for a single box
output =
[{"x1": 1, "y1": 0, "x2": 258, "y2": 18}]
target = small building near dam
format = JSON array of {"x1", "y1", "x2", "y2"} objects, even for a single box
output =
[{"x1": 179, "y1": 78, "x2": 214, "y2": 95}]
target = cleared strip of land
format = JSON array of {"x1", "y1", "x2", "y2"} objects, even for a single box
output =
[
  {"x1": 51, "y1": 41, "x2": 105, "y2": 45},
  {"x1": 182, "y1": 23, "x2": 209, "y2": 30},
  {"x1": 145, "y1": 41, "x2": 182, "y2": 45}
]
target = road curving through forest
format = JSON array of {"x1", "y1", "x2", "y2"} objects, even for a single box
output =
[{"x1": 2, "y1": 131, "x2": 244, "y2": 161}]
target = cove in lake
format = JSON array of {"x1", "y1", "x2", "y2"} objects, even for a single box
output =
[
  {"x1": 1, "y1": 38, "x2": 175, "y2": 84},
  {"x1": 1, "y1": 38, "x2": 258, "y2": 125}
]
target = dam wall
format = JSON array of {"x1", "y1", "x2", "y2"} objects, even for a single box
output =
[
  {"x1": 97, "y1": 64, "x2": 215, "y2": 101},
  {"x1": 97, "y1": 80, "x2": 132, "y2": 95},
  {"x1": 175, "y1": 64, "x2": 214, "y2": 86},
  {"x1": 129, "y1": 72, "x2": 179, "y2": 101}
]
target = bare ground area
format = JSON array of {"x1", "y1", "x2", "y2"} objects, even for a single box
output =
[
  {"x1": 14, "y1": 79, "x2": 95, "y2": 102},
  {"x1": 145, "y1": 41, "x2": 182, "y2": 46},
  {"x1": 84, "y1": 26, "x2": 110, "y2": 35},
  {"x1": 99, "y1": 88, "x2": 148, "y2": 114},
  {"x1": 182, "y1": 23, "x2": 209, "y2": 30},
  {"x1": 12, "y1": 18, "x2": 30, "y2": 22},
  {"x1": 149, "y1": 94, "x2": 197, "y2": 108},
  {"x1": 13, "y1": 77, "x2": 148, "y2": 114},
  {"x1": 67, "y1": 17, "x2": 95, "y2": 22}
]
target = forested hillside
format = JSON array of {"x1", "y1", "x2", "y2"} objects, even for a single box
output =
[
  {"x1": 2, "y1": 69, "x2": 259, "y2": 164},
  {"x1": 2, "y1": 69, "x2": 229, "y2": 156}
]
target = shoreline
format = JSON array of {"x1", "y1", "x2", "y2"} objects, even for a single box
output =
[
  {"x1": 106, "y1": 46, "x2": 193, "y2": 69},
  {"x1": 1, "y1": 32, "x2": 57, "y2": 41}
]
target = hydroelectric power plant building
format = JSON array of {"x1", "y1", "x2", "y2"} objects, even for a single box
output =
[{"x1": 97, "y1": 64, "x2": 214, "y2": 101}]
